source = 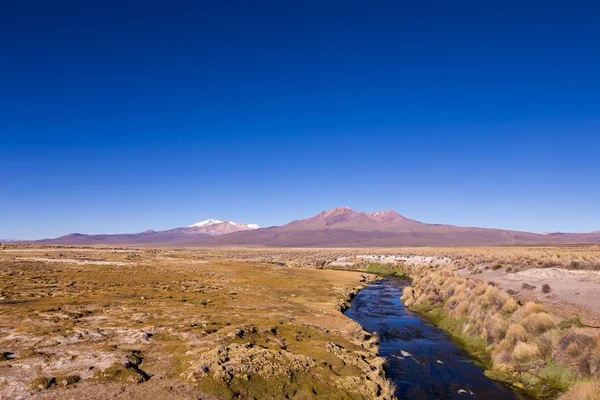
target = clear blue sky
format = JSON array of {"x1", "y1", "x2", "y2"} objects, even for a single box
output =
[{"x1": 1, "y1": 1, "x2": 599, "y2": 239}]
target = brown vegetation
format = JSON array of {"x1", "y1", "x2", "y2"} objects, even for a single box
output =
[
  {"x1": 399, "y1": 263, "x2": 600, "y2": 398},
  {"x1": 0, "y1": 246, "x2": 392, "y2": 399}
]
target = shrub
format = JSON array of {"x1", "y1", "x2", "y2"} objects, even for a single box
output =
[
  {"x1": 537, "y1": 329, "x2": 561, "y2": 360},
  {"x1": 346, "y1": 321, "x2": 367, "y2": 341},
  {"x1": 542, "y1": 283, "x2": 552, "y2": 294},
  {"x1": 492, "y1": 264, "x2": 503, "y2": 270},
  {"x1": 512, "y1": 341, "x2": 540, "y2": 363},
  {"x1": 558, "y1": 331, "x2": 597, "y2": 358},
  {"x1": 521, "y1": 312, "x2": 557, "y2": 335},
  {"x1": 401, "y1": 287, "x2": 414, "y2": 303},
  {"x1": 415, "y1": 292, "x2": 432, "y2": 305},
  {"x1": 521, "y1": 302, "x2": 546, "y2": 318},
  {"x1": 453, "y1": 301, "x2": 470, "y2": 319},
  {"x1": 485, "y1": 314, "x2": 508, "y2": 344},
  {"x1": 474, "y1": 282, "x2": 488, "y2": 295},
  {"x1": 501, "y1": 297, "x2": 519, "y2": 313},
  {"x1": 483, "y1": 285, "x2": 506, "y2": 309},
  {"x1": 559, "y1": 381, "x2": 600, "y2": 400},
  {"x1": 503, "y1": 323, "x2": 528, "y2": 345}
]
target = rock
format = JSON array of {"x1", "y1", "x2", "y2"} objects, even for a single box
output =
[
  {"x1": 57, "y1": 375, "x2": 80, "y2": 387},
  {"x1": 29, "y1": 377, "x2": 56, "y2": 390}
]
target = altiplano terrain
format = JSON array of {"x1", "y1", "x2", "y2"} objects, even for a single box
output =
[{"x1": 26, "y1": 208, "x2": 600, "y2": 247}]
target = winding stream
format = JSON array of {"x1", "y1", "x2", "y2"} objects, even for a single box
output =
[{"x1": 344, "y1": 278, "x2": 529, "y2": 400}]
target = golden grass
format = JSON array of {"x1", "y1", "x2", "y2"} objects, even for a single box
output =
[
  {"x1": 559, "y1": 381, "x2": 600, "y2": 400},
  {"x1": 501, "y1": 297, "x2": 519, "y2": 313},
  {"x1": 520, "y1": 312, "x2": 557, "y2": 335},
  {"x1": 395, "y1": 261, "x2": 600, "y2": 398},
  {"x1": 512, "y1": 341, "x2": 540, "y2": 363},
  {"x1": 521, "y1": 302, "x2": 546, "y2": 318},
  {"x1": 504, "y1": 324, "x2": 528, "y2": 345}
]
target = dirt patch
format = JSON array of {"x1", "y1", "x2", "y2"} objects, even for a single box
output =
[{"x1": 467, "y1": 267, "x2": 600, "y2": 325}]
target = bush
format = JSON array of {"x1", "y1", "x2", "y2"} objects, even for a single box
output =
[
  {"x1": 512, "y1": 341, "x2": 540, "y2": 363},
  {"x1": 503, "y1": 323, "x2": 527, "y2": 345},
  {"x1": 559, "y1": 381, "x2": 600, "y2": 400},
  {"x1": 521, "y1": 302, "x2": 546, "y2": 317},
  {"x1": 453, "y1": 301, "x2": 470, "y2": 319},
  {"x1": 521, "y1": 313, "x2": 557, "y2": 335},
  {"x1": 537, "y1": 330, "x2": 561, "y2": 360},
  {"x1": 501, "y1": 297, "x2": 519, "y2": 313},
  {"x1": 558, "y1": 331, "x2": 596, "y2": 358},
  {"x1": 401, "y1": 287, "x2": 414, "y2": 303},
  {"x1": 542, "y1": 284, "x2": 552, "y2": 294}
]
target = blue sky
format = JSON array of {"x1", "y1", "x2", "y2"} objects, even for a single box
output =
[{"x1": 1, "y1": 1, "x2": 599, "y2": 239}]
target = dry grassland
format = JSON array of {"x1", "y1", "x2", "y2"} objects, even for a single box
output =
[{"x1": 0, "y1": 246, "x2": 393, "y2": 400}]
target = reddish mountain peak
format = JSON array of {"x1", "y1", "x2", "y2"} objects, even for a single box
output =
[
  {"x1": 286, "y1": 207, "x2": 425, "y2": 229},
  {"x1": 321, "y1": 206, "x2": 359, "y2": 218},
  {"x1": 286, "y1": 207, "x2": 363, "y2": 228}
]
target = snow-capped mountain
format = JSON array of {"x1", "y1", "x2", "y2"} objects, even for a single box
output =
[
  {"x1": 30, "y1": 218, "x2": 262, "y2": 245},
  {"x1": 189, "y1": 219, "x2": 260, "y2": 230},
  {"x1": 189, "y1": 219, "x2": 225, "y2": 227}
]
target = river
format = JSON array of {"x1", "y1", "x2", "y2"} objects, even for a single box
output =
[{"x1": 344, "y1": 278, "x2": 529, "y2": 399}]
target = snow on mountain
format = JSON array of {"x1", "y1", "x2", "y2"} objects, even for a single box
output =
[
  {"x1": 189, "y1": 219, "x2": 260, "y2": 230},
  {"x1": 189, "y1": 219, "x2": 224, "y2": 227}
]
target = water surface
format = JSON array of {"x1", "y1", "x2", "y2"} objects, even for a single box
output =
[{"x1": 344, "y1": 278, "x2": 528, "y2": 400}]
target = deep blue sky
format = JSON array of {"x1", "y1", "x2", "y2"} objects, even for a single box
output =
[{"x1": 1, "y1": 1, "x2": 599, "y2": 239}]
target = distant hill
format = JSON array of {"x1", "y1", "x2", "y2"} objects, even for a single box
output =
[
  {"x1": 32, "y1": 220, "x2": 259, "y2": 246},
  {"x1": 29, "y1": 208, "x2": 600, "y2": 247}
]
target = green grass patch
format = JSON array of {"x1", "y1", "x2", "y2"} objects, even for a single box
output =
[
  {"x1": 558, "y1": 316, "x2": 583, "y2": 330},
  {"x1": 411, "y1": 303, "x2": 490, "y2": 367}
]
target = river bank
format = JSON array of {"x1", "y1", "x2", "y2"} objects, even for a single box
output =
[
  {"x1": 344, "y1": 277, "x2": 529, "y2": 399},
  {"x1": 400, "y1": 264, "x2": 600, "y2": 400},
  {"x1": 330, "y1": 261, "x2": 600, "y2": 399}
]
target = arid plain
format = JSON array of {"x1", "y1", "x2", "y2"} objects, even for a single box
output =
[{"x1": 1, "y1": 244, "x2": 599, "y2": 399}]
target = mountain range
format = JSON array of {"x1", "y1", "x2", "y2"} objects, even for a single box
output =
[
  {"x1": 28, "y1": 219, "x2": 260, "y2": 246},
  {"x1": 20, "y1": 207, "x2": 600, "y2": 247}
]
